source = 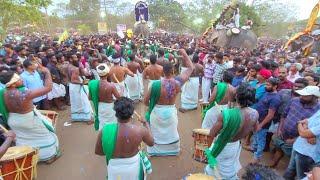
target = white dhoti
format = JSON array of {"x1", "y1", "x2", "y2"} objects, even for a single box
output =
[
  {"x1": 147, "y1": 105, "x2": 180, "y2": 156},
  {"x1": 98, "y1": 102, "x2": 117, "y2": 130},
  {"x1": 8, "y1": 109, "x2": 59, "y2": 161},
  {"x1": 47, "y1": 83, "x2": 66, "y2": 100},
  {"x1": 125, "y1": 74, "x2": 141, "y2": 100},
  {"x1": 69, "y1": 83, "x2": 92, "y2": 121},
  {"x1": 201, "y1": 77, "x2": 212, "y2": 103},
  {"x1": 201, "y1": 104, "x2": 228, "y2": 129},
  {"x1": 108, "y1": 153, "x2": 142, "y2": 180},
  {"x1": 181, "y1": 77, "x2": 199, "y2": 110},
  {"x1": 204, "y1": 141, "x2": 242, "y2": 180},
  {"x1": 113, "y1": 81, "x2": 129, "y2": 98},
  {"x1": 137, "y1": 71, "x2": 144, "y2": 97}
]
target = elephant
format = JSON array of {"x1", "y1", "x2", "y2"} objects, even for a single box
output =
[
  {"x1": 134, "y1": 21, "x2": 150, "y2": 38},
  {"x1": 204, "y1": 28, "x2": 258, "y2": 50},
  {"x1": 289, "y1": 34, "x2": 320, "y2": 55}
]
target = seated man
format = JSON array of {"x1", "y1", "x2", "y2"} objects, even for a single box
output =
[
  {"x1": 0, "y1": 68, "x2": 60, "y2": 163},
  {"x1": 95, "y1": 97, "x2": 154, "y2": 180}
]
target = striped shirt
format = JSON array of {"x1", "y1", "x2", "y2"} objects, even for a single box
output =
[{"x1": 212, "y1": 63, "x2": 227, "y2": 84}]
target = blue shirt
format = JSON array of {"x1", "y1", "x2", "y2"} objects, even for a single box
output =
[
  {"x1": 0, "y1": 83, "x2": 4, "y2": 90},
  {"x1": 253, "y1": 92, "x2": 281, "y2": 129},
  {"x1": 255, "y1": 83, "x2": 266, "y2": 101},
  {"x1": 232, "y1": 76, "x2": 244, "y2": 87},
  {"x1": 20, "y1": 70, "x2": 46, "y2": 103},
  {"x1": 293, "y1": 110, "x2": 320, "y2": 163}
]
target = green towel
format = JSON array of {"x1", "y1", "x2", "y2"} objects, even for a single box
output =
[
  {"x1": 201, "y1": 82, "x2": 227, "y2": 119},
  {"x1": 88, "y1": 80, "x2": 100, "y2": 131},
  {"x1": 101, "y1": 123, "x2": 118, "y2": 165},
  {"x1": 145, "y1": 80, "x2": 161, "y2": 122},
  {"x1": 0, "y1": 86, "x2": 25, "y2": 125},
  {"x1": 204, "y1": 108, "x2": 242, "y2": 168}
]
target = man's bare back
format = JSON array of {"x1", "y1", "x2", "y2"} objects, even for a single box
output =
[
  {"x1": 191, "y1": 63, "x2": 204, "y2": 77},
  {"x1": 143, "y1": 64, "x2": 163, "y2": 80},
  {"x1": 109, "y1": 65, "x2": 133, "y2": 82},
  {"x1": 209, "y1": 84, "x2": 236, "y2": 105},
  {"x1": 98, "y1": 80, "x2": 120, "y2": 103},
  {"x1": 126, "y1": 61, "x2": 142, "y2": 75}
]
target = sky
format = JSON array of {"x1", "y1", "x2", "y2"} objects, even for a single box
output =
[{"x1": 49, "y1": 0, "x2": 319, "y2": 20}]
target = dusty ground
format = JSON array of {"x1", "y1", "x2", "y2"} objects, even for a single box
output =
[{"x1": 37, "y1": 96, "x2": 288, "y2": 180}]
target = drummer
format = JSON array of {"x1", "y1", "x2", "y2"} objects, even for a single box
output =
[
  {"x1": 0, "y1": 130, "x2": 15, "y2": 158},
  {"x1": 0, "y1": 68, "x2": 60, "y2": 163},
  {"x1": 204, "y1": 83, "x2": 258, "y2": 179}
]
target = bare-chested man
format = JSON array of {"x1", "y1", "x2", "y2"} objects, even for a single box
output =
[
  {"x1": 202, "y1": 71, "x2": 236, "y2": 128},
  {"x1": 156, "y1": 49, "x2": 166, "y2": 66},
  {"x1": 143, "y1": 54, "x2": 163, "y2": 88},
  {"x1": 109, "y1": 55, "x2": 134, "y2": 97},
  {"x1": 89, "y1": 63, "x2": 120, "y2": 131},
  {"x1": 68, "y1": 54, "x2": 93, "y2": 123},
  {"x1": 0, "y1": 67, "x2": 60, "y2": 163},
  {"x1": 144, "y1": 49, "x2": 194, "y2": 156},
  {"x1": 204, "y1": 83, "x2": 258, "y2": 179},
  {"x1": 95, "y1": 97, "x2": 154, "y2": 179},
  {"x1": 179, "y1": 53, "x2": 204, "y2": 112},
  {"x1": 125, "y1": 54, "x2": 143, "y2": 100}
]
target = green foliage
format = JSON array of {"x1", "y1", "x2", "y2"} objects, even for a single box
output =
[
  {"x1": 77, "y1": 24, "x2": 92, "y2": 35},
  {"x1": 147, "y1": 0, "x2": 187, "y2": 32},
  {"x1": 0, "y1": 0, "x2": 52, "y2": 38}
]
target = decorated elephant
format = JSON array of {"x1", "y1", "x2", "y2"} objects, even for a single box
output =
[
  {"x1": 288, "y1": 32, "x2": 320, "y2": 55},
  {"x1": 204, "y1": 28, "x2": 258, "y2": 50},
  {"x1": 134, "y1": 21, "x2": 150, "y2": 38}
]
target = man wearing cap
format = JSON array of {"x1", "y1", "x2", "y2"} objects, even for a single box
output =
[
  {"x1": 287, "y1": 63, "x2": 302, "y2": 83},
  {"x1": 109, "y1": 54, "x2": 134, "y2": 98},
  {"x1": 0, "y1": 68, "x2": 60, "y2": 163},
  {"x1": 270, "y1": 85, "x2": 320, "y2": 168},
  {"x1": 250, "y1": 78, "x2": 281, "y2": 164},
  {"x1": 125, "y1": 54, "x2": 143, "y2": 101},
  {"x1": 283, "y1": 86, "x2": 320, "y2": 179},
  {"x1": 254, "y1": 69, "x2": 272, "y2": 101},
  {"x1": 89, "y1": 63, "x2": 120, "y2": 131}
]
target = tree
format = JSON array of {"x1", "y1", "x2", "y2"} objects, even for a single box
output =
[
  {"x1": 147, "y1": 0, "x2": 187, "y2": 32},
  {"x1": 0, "y1": 0, "x2": 52, "y2": 38}
]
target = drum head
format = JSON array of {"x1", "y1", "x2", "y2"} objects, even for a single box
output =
[
  {"x1": 0, "y1": 146, "x2": 35, "y2": 161},
  {"x1": 186, "y1": 173, "x2": 213, "y2": 180},
  {"x1": 192, "y1": 129, "x2": 210, "y2": 135},
  {"x1": 231, "y1": 28, "x2": 240, "y2": 34}
]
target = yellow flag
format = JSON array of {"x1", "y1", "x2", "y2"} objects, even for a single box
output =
[{"x1": 58, "y1": 30, "x2": 69, "y2": 44}]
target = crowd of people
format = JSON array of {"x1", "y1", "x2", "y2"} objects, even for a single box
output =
[{"x1": 0, "y1": 31, "x2": 319, "y2": 180}]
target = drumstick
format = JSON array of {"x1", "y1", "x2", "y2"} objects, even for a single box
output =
[
  {"x1": 113, "y1": 74, "x2": 120, "y2": 83},
  {"x1": 0, "y1": 124, "x2": 8, "y2": 133}
]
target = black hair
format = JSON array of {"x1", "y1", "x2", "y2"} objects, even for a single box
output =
[
  {"x1": 215, "y1": 52, "x2": 223, "y2": 59},
  {"x1": 0, "y1": 71, "x2": 15, "y2": 85},
  {"x1": 222, "y1": 71, "x2": 234, "y2": 84},
  {"x1": 186, "y1": 48, "x2": 194, "y2": 56},
  {"x1": 114, "y1": 97, "x2": 134, "y2": 121},
  {"x1": 252, "y1": 64, "x2": 262, "y2": 71},
  {"x1": 313, "y1": 75, "x2": 320, "y2": 85},
  {"x1": 150, "y1": 55, "x2": 157, "y2": 64},
  {"x1": 23, "y1": 59, "x2": 33, "y2": 69},
  {"x1": 233, "y1": 57, "x2": 242, "y2": 64},
  {"x1": 163, "y1": 62, "x2": 173, "y2": 76},
  {"x1": 267, "y1": 77, "x2": 279, "y2": 86},
  {"x1": 236, "y1": 83, "x2": 256, "y2": 107},
  {"x1": 236, "y1": 66, "x2": 246, "y2": 73},
  {"x1": 242, "y1": 163, "x2": 284, "y2": 180},
  {"x1": 294, "y1": 78, "x2": 309, "y2": 87},
  {"x1": 158, "y1": 49, "x2": 165, "y2": 56},
  {"x1": 129, "y1": 54, "x2": 135, "y2": 61},
  {"x1": 192, "y1": 54, "x2": 199, "y2": 63},
  {"x1": 260, "y1": 60, "x2": 271, "y2": 70}
]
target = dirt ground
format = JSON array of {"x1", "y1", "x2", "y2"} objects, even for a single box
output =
[{"x1": 37, "y1": 96, "x2": 288, "y2": 180}]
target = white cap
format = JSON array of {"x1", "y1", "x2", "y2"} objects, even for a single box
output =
[
  {"x1": 96, "y1": 63, "x2": 110, "y2": 77},
  {"x1": 296, "y1": 86, "x2": 320, "y2": 97}
]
